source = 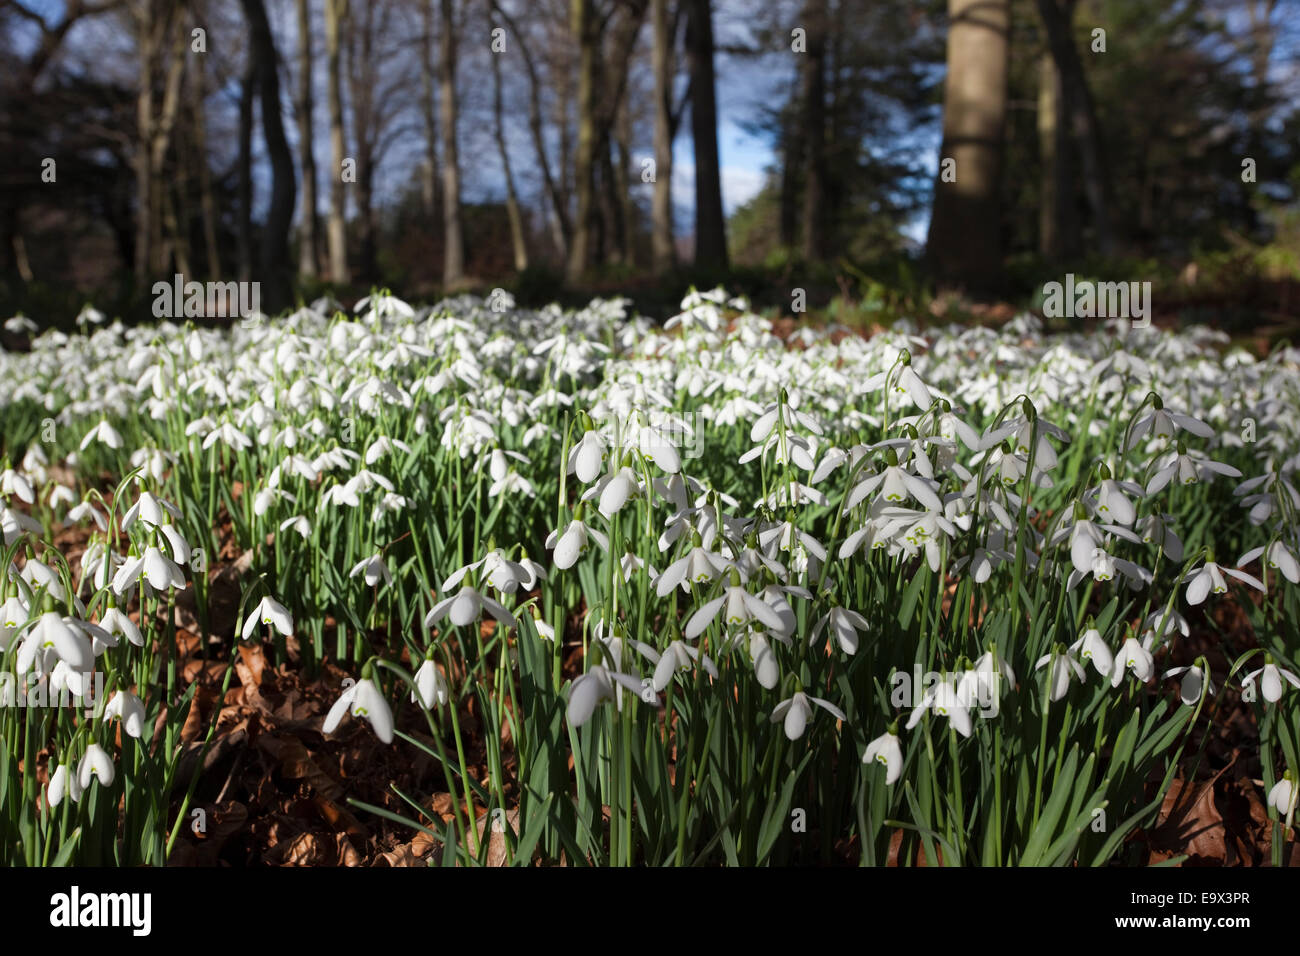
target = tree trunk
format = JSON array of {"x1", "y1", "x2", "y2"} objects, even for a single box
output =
[
  {"x1": 237, "y1": 55, "x2": 255, "y2": 283},
  {"x1": 779, "y1": 122, "x2": 799, "y2": 251},
  {"x1": 685, "y1": 0, "x2": 726, "y2": 269},
  {"x1": 348, "y1": 2, "x2": 377, "y2": 282},
  {"x1": 615, "y1": 94, "x2": 635, "y2": 267},
  {"x1": 651, "y1": 0, "x2": 675, "y2": 273},
  {"x1": 800, "y1": 0, "x2": 828, "y2": 262},
  {"x1": 192, "y1": 55, "x2": 222, "y2": 279},
  {"x1": 567, "y1": 0, "x2": 598, "y2": 282},
  {"x1": 439, "y1": 0, "x2": 464, "y2": 285},
  {"x1": 1037, "y1": 51, "x2": 1078, "y2": 260},
  {"x1": 491, "y1": 20, "x2": 528, "y2": 272},
  {"x1": 1035, "y1": 0, "x2": 1113, "y2": 256},
  {"x1": 420, "y1": 0, "x2": 440, "y2": 222},
  {"x1": 241, "y1": 0, "x2": 297, "y2": 313},
  {"x1": 927, "y1": 0, "x2": 1009, "y2": 292},
  {"x1": 296, "y1": 0, "x2": 320, "y2": 279},
  {"x1": 324, "y1": 0, "x2": 349, "y2": 284}
]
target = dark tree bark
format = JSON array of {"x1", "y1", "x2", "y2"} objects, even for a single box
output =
[
  {"x1": 324, "y1": 0, "x2": 349, "y2": 283},
  {"x1": 236, "y1": 55, "x2": 254, "y2": 283},
  {"x1": 295, "y1": 0, "x2": 320, "y2": 279},
  {"x1": 241, "y1": 0, "x2": 297, "y2": 312},
  {"x1": 799, "y1": 0, "x2": 828, "y2": 262},
  {"x1": 1035, "y1": 0, "x2": 1113, "y2": 256},
  {"x1": 439, "y1": 0, "x2": 464, "y2": 285},
  {"x1": 685, "y1": 0, "x2": 726, "y2": 269},
  {"x1": 651, "y1": 0, "x2": 677, "y2": 273}
]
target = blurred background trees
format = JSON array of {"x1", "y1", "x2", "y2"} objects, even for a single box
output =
[{"x1": 0, "y1": 0, "x2": 1296, "y2": 327}]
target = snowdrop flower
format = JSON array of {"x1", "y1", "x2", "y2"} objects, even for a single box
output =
[
  {"x1": 243, "y1": 595, "x2": 294, "y2": 640},
  {"x1": 17, "y1": 613, "x2": 94, "y2": 673},
  {"x1": 869, "y1": 359, "x2": 934, "y2": 411},
  {"x1": 648, "y1": 640, "x2": 718, "y2": 691},
  {"x1": 968, "y1": 646, "x2": 1017, "y2": 713},
  {"x1": 1070, "y1": 627, "x2": 1114, "y2": 678},
  {"x1": 280, "y1": 515, "x2": 312, "y2": 539},
  {"x1": 567, "y1": 664, "x2": 647, "y2": 727},
  {"x1": 0, "y1": 468, "x2": 35, "y2": 504},
  {"x1": 1238, "y1": 540, "x2": 1300, "y2": 585},
  {"x1": 3, "y1": 314, "x2": 36, "y2": 334},
  {"x1": 1111, "y1": 634, "x2": 1155, "y2": 687},
  {"x1": 80, "y1": 420, "x2": 123, "y2": 451},
  {"x1": 202, "y1": 421, "x2": 253, "y2": 452},
  {"x1": 48, "y1": 763, "x2": 82, "y2": 807},
  {"x1": 568, "y1": 430, "x2": 608, "y2": 483},
  {"x1": 770, "y1": 691, "x2": 846, "y2": 741},
  {"x1": 349, "y1": 553, "x2": 393, "y2": 588},
  {"x1": 1268, "y1": 772, "x2": 1297, "y2": 819},
  {"x1": 425, "y1": 583, "x2": 516, "y2": 632},
  {"x1": 1147, "y1": 445, "x2": 1241, "y2": 495},
  {"x1": 748, "y1": 632, "x2": 783, "y2": 689},
  {"x1": 1125, "y1": 404, "x2": 1214, "y2": 449},
  {"x1": 78, "y1": 743, "x2": 115, "y2": 789},
  {"x1": 446, "y1": 550, "x2": 545, "y2": 595},
  {"x1": 411, "y1": 659, "x2": 449, "y2": 709},
  {"x1": 1035, "y1": 645, "x2": 1087, "y2": 702},
  {"x1": 547, "y1": 517, "x2": 609, "y2": 570},
  {"x1": 112, "y1": 546, "x2": 186, "y2": 595},
  {"x1": 587, "y1": 465, "x2": 642, "y2": 518},
  {"x1": 2, "y1": 595, "x2": 29, "y2": 650},
  {"x1": 655, "y1": 545, "x2": 729, "y2": 595},
  {"x1": 1090, "y1": 475, "x2": 1141, "y2": 525},
  {"x1": 810, "y1": 607, "x2": 870, "y2": 655},
  {"x1": 1241, "y1": 657, "x2": 1300, "y2": 704},
  {"x1": 685, "y1": 583, "x2": 785, "y2": 638},
  {"x1": 1163, "y1": 662, "x2": 1214, "y2": 706},
  {"x1": 323, "y1": 677, "x2": 393, "y2": 744},
  {"x1": 905, "y1": 677, "x2": 972, "y2": 737},
  {"x1": 104, "y1": 690, "x2": 146, "y2": 739},
  {"x1": 845, "y1": 457, "x2": 942, "y2": 513},
  {"x1": 862, "y1": 729, "x2": 903, "y2": 784},
  {"x1": 1183, "y1": 559, "x2": 1263, "y2": 605},
  {"x1": 122, "y1": 490, "x2": 180, "y2": 530}
]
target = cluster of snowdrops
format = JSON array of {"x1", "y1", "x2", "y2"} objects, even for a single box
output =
[{"x1": 1, "y1": 288, "x2": 1299, "y2": 866}]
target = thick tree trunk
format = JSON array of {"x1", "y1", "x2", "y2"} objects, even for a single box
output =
[
  {"x1": 1035, "y1": 0, "x2": 1113, "y2": 256},
  {"x1": 567, "y1": 0, "x2": 598, "y2": 282},
  {"x1": 800, "y1": 0, "x2": 828, "y2": 262},
  {"x1": 685, "y1": 0, "x2": 726, "y2": 269},
  {"x1": 237, "y1": 57, "x2": 255, "y2": 283},
  {"x1": 296, "y1": 0, "x2": 320, "y2": 279},
  {"x1": 615, "y1": 95, "x2": 635, "y2": 267},
  {"x1": 651, "y1": 0, "x2": 676, "y2": 273},
  {"x1": 241, "y1": 0, "x2": 297, "y2": 313},
  {"x1": 1037, "y1": 51, "x2": 1078, "y2": 260},
  {"x1": 192, "y1": 56, "x2": 222, "y2": 279},
  {"x1": 439, "y1": 0, "x2": 464, "y2": 285},
  {"x1": 324, "y1": 0, "x2": 349, "y2": 284},
  {"x1": 927, "y1": 0, "x2": 1009, "y2": 292},
  {"x1": 420, "y1": 0, "x2": 440, "y2": 222},
  {"x1": 347, "y1": 3, "x2": 377, "y2": 283},
  {"x1": 779, "y1": 122, "x2": 799, "y2": 251}
]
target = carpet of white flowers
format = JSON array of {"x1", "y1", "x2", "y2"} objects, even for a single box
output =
[{"x1": 2, "y1": 287, "x2": 1299, "y2": 865}]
